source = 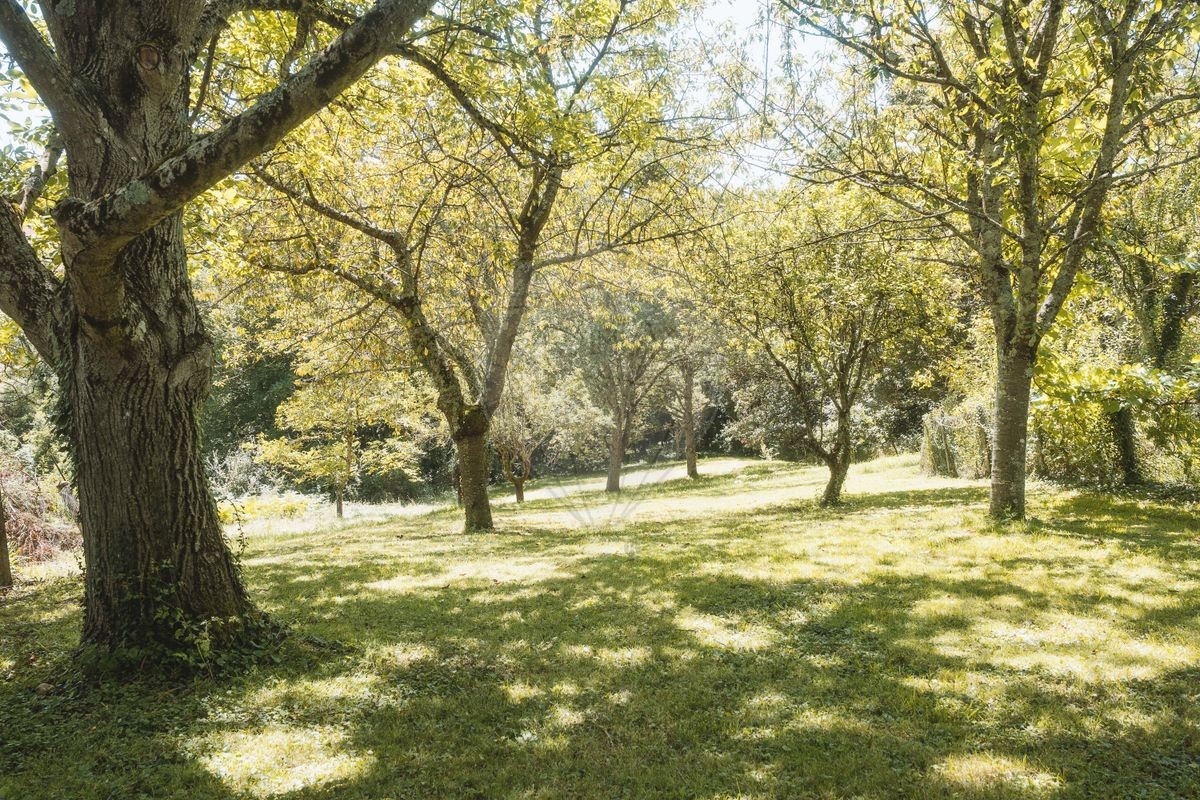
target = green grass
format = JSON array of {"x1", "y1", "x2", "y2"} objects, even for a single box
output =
[{"x1": 2, "y1": 454, "x2": 1198, "y2": 799}]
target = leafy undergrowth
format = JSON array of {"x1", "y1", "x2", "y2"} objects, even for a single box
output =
[{"x1": 2, "y1": 455, "x2": 1198, "y2": 799}]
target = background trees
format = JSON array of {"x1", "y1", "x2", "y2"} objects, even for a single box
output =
[
  {"x1": 784, "y1": 0, "x2": 1200, "y2": 518},
  {"x1": 556, "y1": 275, "x2": 681, "y2": 492},
  {"x1": 0, "y1": 0, "x2": 1198, "y2": 677},
  {"x1": 700, "y1": 186, "x2": 952, "y2": 505},
  {"x1": 239, "y1": 0, "x2": 704, "y2": 530},
  {"x1": 490, "y1": 354, "x2": 602, "y2": 502}
]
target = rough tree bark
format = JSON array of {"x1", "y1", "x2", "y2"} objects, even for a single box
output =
[
  {"x1": 990, "y1": 340, "x2": 1035, "y2": 519},
  {"x1": 0, "y1": 0, "x2": 433, "y2": 653},
  {"x1": 0, "y1": 482, "x2": 12, "y2": 590},
  {"x1": 454, "y1": 408, "x2": 493, "y2": 532}
]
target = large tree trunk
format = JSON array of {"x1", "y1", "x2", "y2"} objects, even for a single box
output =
[
  {"x1": 453, "y1": 408, "x2": 493, "y2": 532},
  {"x1": 0, "y1": 483, "x2": 12, "y2": 590},
  {"x1": 69, "y1": 301, "x2": 254, "y2": 648},
  {"x1": 682, "y1": 364, "x2": 699, "y2": 479},
  {"x1": 50, "y1": 9, "x2": 258, "y2": 653},
  {"x1": 990, "y1": 341, "x2": 1035, "y2": 520},
  {"x1": 0, "y1": 0, "x2": 434, "y2": 659}
]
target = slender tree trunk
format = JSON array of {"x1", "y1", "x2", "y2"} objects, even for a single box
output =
[
  {"x1": 990, "y1": 341, "x2": 1035, "y2": 520},
  {"x1": 453, "y1": 407, "x2": 493, "y2": 532},
  {"x1": 682, "y1": 364, "x2": 699, "y2": 479},
  {"x1": 0, "y1": 483, "x2": 12, "y2": 590},
  {"x1": 606, "y1": 422, "x2": 627, "y2": 493},
  {"x1": 339, "y1": 431, "x2": 353, "y2": 517},
  {"x1": 1108, "y1": 406, "x2": 1140, "y2": 486},
  {"x1": 452, "y1": 461, "x2": 463, "y2": 507},
  {"x1": 499, "y1": 448, "x2": 525, "y2": 503}
]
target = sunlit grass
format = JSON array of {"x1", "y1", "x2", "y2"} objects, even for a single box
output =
[{"x1": 2, "y1": 454, "x2": 1198, "y2": 798}]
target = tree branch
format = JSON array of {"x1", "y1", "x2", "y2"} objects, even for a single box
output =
[
  {"x1": 0, "y1": 0, "x2": 94, "y2": 129},
  {"x1": 57, "y1": 0, "x2": 434, "y2": 269},
  {"x1": 0, "y1": 206, "x2": 62, "y2": 363}
]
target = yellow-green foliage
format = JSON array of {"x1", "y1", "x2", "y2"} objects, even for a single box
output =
[
  {"x1": 1030, "y1": 399, "x2": 1121, "y2": 487},
  {"x1": 218, "y1": 494, "x2": 311, "y2": 524}
]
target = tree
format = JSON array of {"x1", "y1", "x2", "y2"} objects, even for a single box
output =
[
  {"x1": 257, "y1": 377, "x2": 427, "y2": 517},
  {"x1": 560, "y1": 277, "x2": 679, "y2": 492},
  {"x1": 697, "y1": 185, "x2": 950, "y2": 505},
  {"x1": 786, "y1": 0, "x2": 1200, "y2": 518},
  {"x1": 1092, "y1": 164, "x2": 1200, "y2": 483},
  {"x1": 0, "y1": 0, "x2": 434, "y2": 655},
  {"x1": 490, "y1": 359, "x2": 602, "y2": 503},
  {"x1": 674, "y1": 360, "x2": 703, "y2": 479},
  {"x1": 246, "y1": 0, "x2": 702, "y2": 529},
  {"x1": 659, "y1": 303, "x2": 720, "y2": 479}
]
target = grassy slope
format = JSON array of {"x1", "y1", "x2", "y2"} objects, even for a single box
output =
[{"x1": 1, "y1": 455, "x2": 1198, "y2": 800}]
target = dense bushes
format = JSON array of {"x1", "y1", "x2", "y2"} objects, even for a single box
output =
[
  {"x1": 1028, "y1": 399, "x2": 1123, "y2": 487},
  {"x1": 921, "y1": 404, "x2": 991, "y2": 480},
  {"x1": 0, "y1": 447, "x2": 78, "y2": 561},
  {"x1": 923, "y1": 393, "x2": 1199, "y2": 488}
]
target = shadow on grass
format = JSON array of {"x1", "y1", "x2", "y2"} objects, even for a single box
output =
[{"x1": 2, "y1": 480, "x2": 1198, "y2": 799}]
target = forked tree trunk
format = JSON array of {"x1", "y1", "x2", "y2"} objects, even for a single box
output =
[
  {"x1": 0, "y1": 483, "x2": 12, "y2": 590},
  {"x1": 499, "y1": 450, "x2": 524, "y2": 503},
  {"x1": 498, "y1": 448, "x2": 528, "y2": 503},
  {"x1": 682, "y1": 364, "x2": 699, "y2": 479},
  {"x1": 820, "y1": 419, "x2": 852, "y2": 507},
  {"x1": 990, "y1": 341, "x2": 1035, "y2": 520},
  {"x1": 453, "y1": 408, "x2": 493, "y2": 532}
]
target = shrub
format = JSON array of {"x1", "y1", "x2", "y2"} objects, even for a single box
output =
[
  {"x1": 1028, "y1": 398, "x2": 1123, "y2": 487},
  {"x1": 921, "y1": 403, "x2": 991, "y2": 479},
  {"x1": 218, "y1": 493, "x2": 311, "y2": 524},
  {"x1": 1, "y1": 460, "x2": 79, "y2": 561}
]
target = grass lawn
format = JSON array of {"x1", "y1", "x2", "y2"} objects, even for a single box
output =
[{"x1": 1, "y1": 454, "x2": 1198, "y2": 799}]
